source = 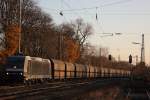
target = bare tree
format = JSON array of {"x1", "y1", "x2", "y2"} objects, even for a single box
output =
[
  {"x1": 75, "y1": 19, "x2": 93, "y2": 46},
  {"x1": 58, "y1": 18, "x2": 93, "y2": 62}
]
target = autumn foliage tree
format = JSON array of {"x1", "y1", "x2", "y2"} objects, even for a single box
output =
[
  {"x1": 64, "y1": 37, "x2": 80, "y2": 62},
  {"x1": 58, "y1": 19, "x2": 93, "y2": 62},
  {"x1": 0, "y1": 24, "x2": 20, "y2": 63},
  {"x1": 4, "y1": 24, "x2": 20, "y2": 56}
]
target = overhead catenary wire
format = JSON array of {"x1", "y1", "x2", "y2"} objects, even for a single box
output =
[
  {"x1": 60, "y1": 0, "x2": 82, "y2": 19},
  {"x1": 101, "y1": 0, "x2": 132, "y2": 7},
  {"x1": 42, "y1": 0, "x2": 132, "y2": 13},
  {"x1": 40, "y1": 0, "x2": 150, "y2": 17},
  {"x1": 59, "y1": 0, "x2": 132, "y2": 12},
  {"x1": 39, "y1": 0, "x2": 150, "y2": 39},
  {"x1": 41, "y1": 7, "x2": 150, "y2": 16},
  {"x1": 53, "y1": 11, "x2": 150, "y2": 15},
  {"x1": 44, "y1": 10, "x2": 150, "y2": 16}
]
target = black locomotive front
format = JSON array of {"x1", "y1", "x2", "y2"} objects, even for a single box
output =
[{"x1": 4, "y1": 56, "x2": 25, "y2": 83}]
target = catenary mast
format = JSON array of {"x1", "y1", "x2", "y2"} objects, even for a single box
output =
[{"x1": 141, "y1": 34, "x2": 145, "y2": 63}]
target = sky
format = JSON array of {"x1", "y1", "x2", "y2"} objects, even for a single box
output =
[{"x1": 36, "y1": 0, "x2": 150, "y2": 64}]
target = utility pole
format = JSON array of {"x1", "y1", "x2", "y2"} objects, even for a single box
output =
[
  {"x1": 19, "y1": 0, "x2": 22, "y2": 54},
  {"x1": 141, "y1": 34, "x2": 145, "y2": 63}
]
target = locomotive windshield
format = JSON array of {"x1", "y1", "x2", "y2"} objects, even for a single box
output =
[{"x1": 5, "y1": 56, "x2": 25, "y2": 69}]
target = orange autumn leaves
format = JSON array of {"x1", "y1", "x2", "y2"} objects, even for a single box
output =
[
  {"x1": 0, "y1": 24, "x2": 20, "y2": 59},
  {"x1": 65, "y1": 37, "x2": 80, "y2": 63},
  {"x1": 0, "y1": 24, "x2": 80, "y2": 63}
]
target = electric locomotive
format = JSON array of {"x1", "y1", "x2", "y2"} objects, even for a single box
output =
[{"x1": 4, "y1": 56, "x2": 25, "y2": 82}]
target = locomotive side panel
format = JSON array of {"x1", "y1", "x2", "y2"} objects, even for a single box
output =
[{"x1": 24, "y1": 57, "x2": 51, "y2": 81}]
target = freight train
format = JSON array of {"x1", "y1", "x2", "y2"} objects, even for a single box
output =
[{"x1": 0, "y1": 56, "x2": 131, "y2": 84}]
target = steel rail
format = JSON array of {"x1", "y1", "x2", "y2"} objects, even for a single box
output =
[
  {"x1": 0, "y1": 81, "x2": 92, "y2": 99},
  {"x1": 146, "y1": 89, "x2": 150, "y2": 99}
]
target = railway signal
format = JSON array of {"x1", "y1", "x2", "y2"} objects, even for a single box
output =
[
  {"x1": 129, "y1": 54, "x2": 132, "y2": 64},
  {"x1": 108, "y1": 54, "x2": 112, "y2": 61}
]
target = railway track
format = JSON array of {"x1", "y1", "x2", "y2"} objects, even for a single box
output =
[
  {"x1": 125, "y1": 87, "x2": 150, "y2": 100},
  {"x1": 146, "y1": 89, "x2": 150, "y2": 100},
  {"x1": 0, "y1": 80, "x2": 101, "y2": 100},
  {"x1": 0, "y1": 81, "x2": 65, "y2": 90}
]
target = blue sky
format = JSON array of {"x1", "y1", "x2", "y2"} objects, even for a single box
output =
[{"x1": 36, "y1": 0, "x2": 150, "y2": 64}]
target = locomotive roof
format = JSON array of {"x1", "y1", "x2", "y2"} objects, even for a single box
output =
[{"x1": 6, "y1": 56, "x2": 25, "y2": 61}]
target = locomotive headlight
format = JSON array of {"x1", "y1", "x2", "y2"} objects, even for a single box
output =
[
  {"x1": 13, "y1": 66, "x2": 17, "y2": 69},
  {"x1": 6, "y1": 72, "x2": 9, "y2": 75},
  {"x1": 20, "y1": 73, "x2": 23, "y2": 75}
]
